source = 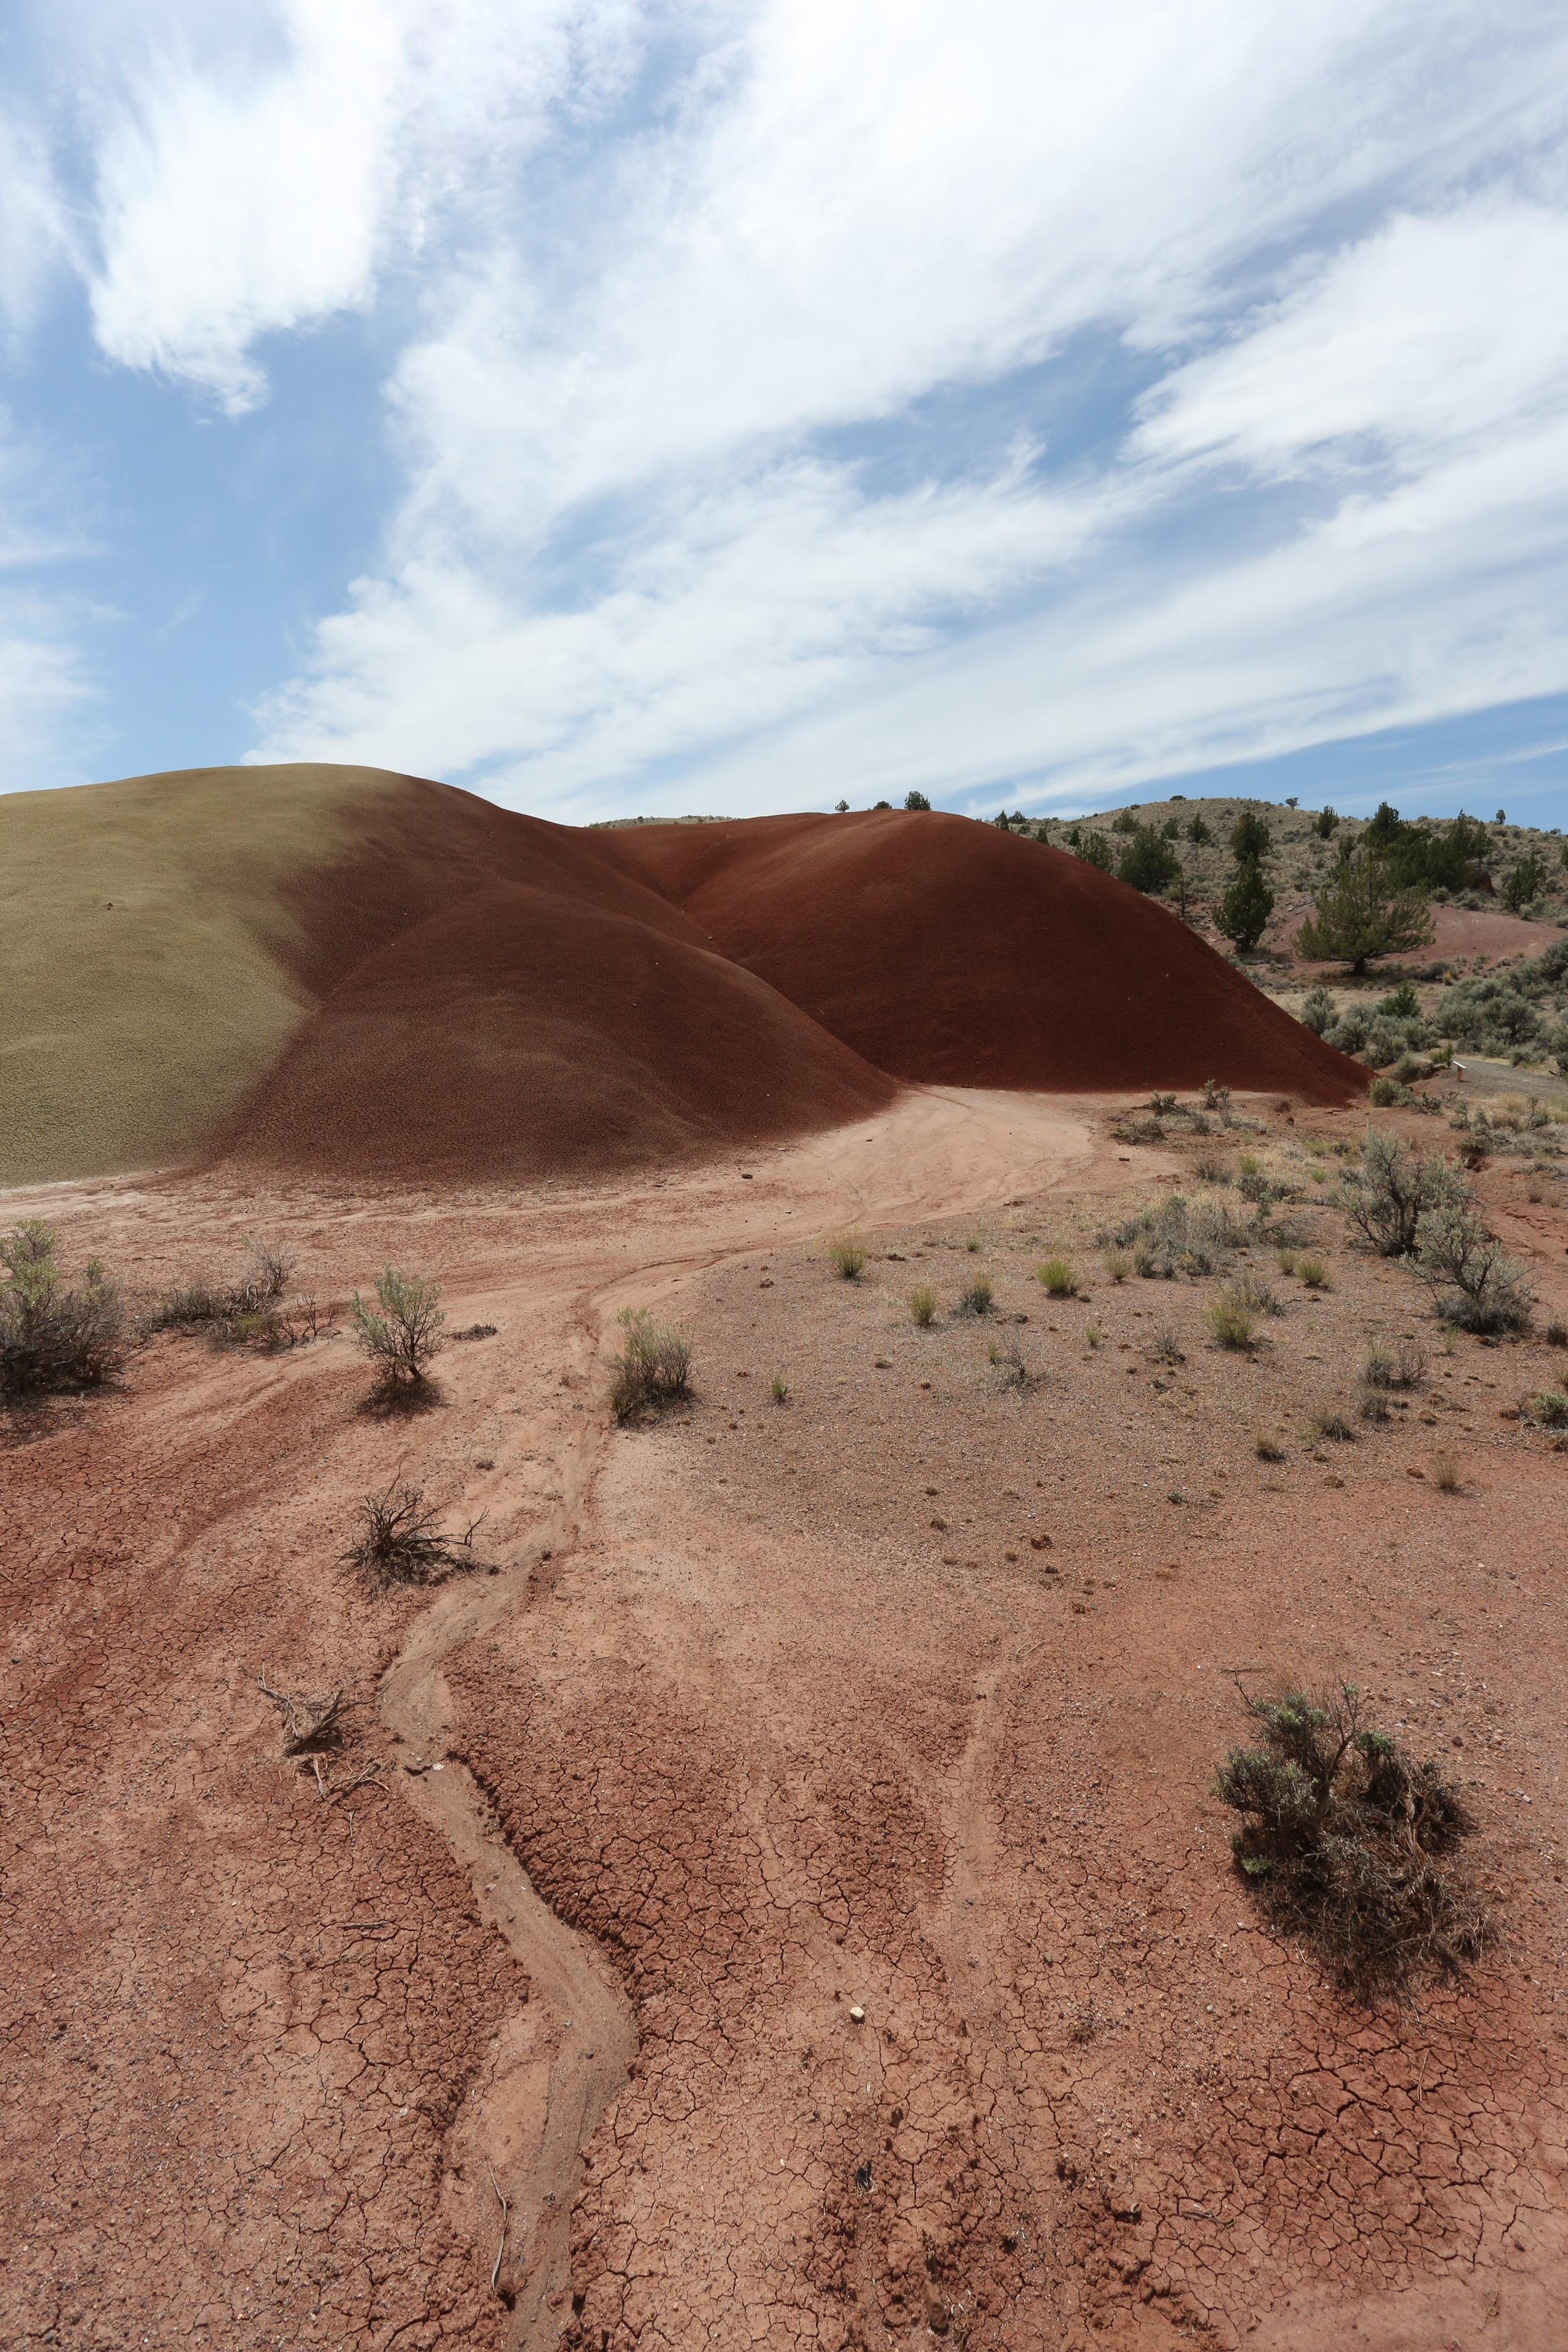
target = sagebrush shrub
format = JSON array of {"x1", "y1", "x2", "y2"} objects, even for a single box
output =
[
  {"x1": 1215, "y1": 1682, "x2": 1488, "y2": 1996},
  {"x1": 0, "y1": 1222, "x2": 125, "y2": 1397},
  {"x1": 351, "y1": 1264, "x2": 445, "y2": 1385},
  {"x1": 1415, "y1": 1204, "x2": 1532, "y2": 1333},
  {"x1": 1340, "y1": 1131, "x2": 1468, "y2": 1257}
]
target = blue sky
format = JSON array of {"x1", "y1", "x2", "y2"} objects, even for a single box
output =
[{"x1": 4, "y1": 0, "x2": 1568, "y2": 829}]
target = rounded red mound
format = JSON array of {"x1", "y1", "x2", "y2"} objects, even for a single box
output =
[
  {"x1": 217, "y1": 882, "x2": 899, "y2": 1182},
  {"x1": 602, "y1": 811, "x2": 1365, "y2": 1103}
]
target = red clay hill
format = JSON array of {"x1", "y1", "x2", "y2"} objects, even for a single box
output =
[{"x1": 216, "y1": 786, "x2": 1361, "y2": 1183}]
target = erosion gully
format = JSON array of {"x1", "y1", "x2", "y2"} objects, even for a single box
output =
[{"x1": 374, "y1": 1094, "x2": 1081, "y2": 2344}]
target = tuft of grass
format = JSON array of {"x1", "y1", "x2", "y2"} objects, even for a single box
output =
[
  {"x1": 1525, "y1": 1389, "x2": 1568, "y2": 1429},
  {"x1": 826, "y1": 1231, "x2": 867, "y2": 1279},
  {"x1": 1297, "y1": 1255, "x2": 1331, "y2": 1290},
  {"x1": 1205, "y1": 1283, "x2": 1259, "y2": 1349},
  {"x1": 1101, "y1": 1247, "x2": 1133, "y2": 1284},
  {"x1": 1193, "y1": 1151, "x2": 1233, "y2": 1185},
  {"x1": 1254, "y1": 1429, "x2": 1287, "y2": 1461},
  {"x1": 610, "y1": 1308, "x2": 694, "y2": 1419},
  {"x1": 956, "y1": 1273, "x2": 995, "y2": 1316},
  {"x1": 770, "y1": 1370, "x2": 788, "y2": 1404},
  {"x1": 1432, "y1": 1449, "x2": 1462, "y2": 1491},
  {"x1": 1359, "y1": 1386, "x2": 1391, "y2": 1424},
  {"x1": 1310, "y1": 1406, "x2": 1357, "y2": 1444},
  {"x1": 351, "y1": 1264, "x2": 445, "y2": 1388},
  {"x1": 965, "y1": 1235, "x2": 982, "y2": 1253},
  {"x1": 1215, "y1": 1680, "x2": 1490, "y2": 1999},
  {"x1": 1275, "y1": 1248, "x2": 1298, "y2": 1276},
  {"x1": 1036, "y1": 1255, "x2": 1078, "y2": 1298},
  {"x1": 909, "y1": 1283, "x2": 938, "y2": 1327},
  {"x1": 1545, "y1": 1317, "x2": 1567, "y2": 1349}
]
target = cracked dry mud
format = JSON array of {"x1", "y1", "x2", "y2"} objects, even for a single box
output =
[{"x1": 5, "y1": 1085, "x2": 1568, "y2": 2350}]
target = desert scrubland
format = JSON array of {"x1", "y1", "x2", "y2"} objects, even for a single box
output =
[{"x1": 4, "y1": 771, "x2": 1567, "y2": 2351}]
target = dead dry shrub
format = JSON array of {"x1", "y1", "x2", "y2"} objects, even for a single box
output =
[
  {"x1": 351, "y1": 1264, "x2": 445, "y2": 1387},
  {"x1": 342, "y1": 1479, "x2": 484, "y2": 1588},
  {"x1": 1431, "y1": 1449, "x2": 1463, "y2": 1491},
  {"x1": 1, "y1": 1221, "x2": 126, "y2": 1397},
  {"x1": 987, "y1": 1335, "x2": 1046, "y2": 1395},
  {"x1": 1147, "y1": 1321, "x2": 1185, "y2": 1365},
  {"x1": 955, "y1": 1273, "x2": 995, "y2": 1316},
  {"x1": 1310, "y1": 1404, "x2": 1357, "y2": 1443},
  {"x1": 1362, "y1": 1338, "x2": 1428, "y2": 1391},
  {"x1": 1215, "y1": 1680, "x2": 1490, "y2": 1998},
  {"x1": 610, "y1": 1306, "x2": 694, "y2": 1419},
  {"x1": 1254, "y1": 1428, "x2": 1287, "y2": 1461},
  {"x1": 258, "y1": 1668, "x2": 347, "y2": 1753}
]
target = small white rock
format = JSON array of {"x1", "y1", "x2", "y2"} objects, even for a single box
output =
[{"x1": 848, "y1": 2005, "x2": 866, "y2": 2023}]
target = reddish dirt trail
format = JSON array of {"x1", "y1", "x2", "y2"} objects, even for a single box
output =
[{"x1": 5, "y1": 1085, "x2": 1567, "y2": 2350}]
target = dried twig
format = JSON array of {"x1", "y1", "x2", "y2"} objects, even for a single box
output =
[
  {"x1": 486, "y1": 2159, "x2": 509, "y2": 2294},
  {"x1": 258, "y1": 1666, "x2": 346, "y2": 1754},
  {"x1": 326, "y1": 1763, "x2": 384, "y2": 1808}
]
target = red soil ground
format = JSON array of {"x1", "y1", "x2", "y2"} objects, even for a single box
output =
[
  {"x1": 6, "y1": 1088, "x2": 1566, "y2": 2350},
  {"x1": 214, "y1": 798, "x2": 1362, "y2": 1186}
]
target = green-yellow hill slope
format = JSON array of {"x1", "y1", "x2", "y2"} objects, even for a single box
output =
[{"x1": 0, "y1": 763, "x2": 425, "y2": 1185}]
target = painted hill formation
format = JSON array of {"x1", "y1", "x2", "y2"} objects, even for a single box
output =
[{"x1": 0, "y1": 765, "x2": 1361, "y2": 1187}]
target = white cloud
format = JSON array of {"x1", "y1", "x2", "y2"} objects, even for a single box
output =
[
  {"x1": 248, "y1": 1, "x2": 1568, "y2": 813},
  {"x1": 252, "y1": 453, "x2": 1130, "y2": 797},
  {"x1": 11, "y1": 0, "x2": 1568, "y2": 808},
  {"x1": 0, "y1": 109, "x2": 73, "y2": 344},
  {"x1": 1134, "y1": 201, "x2": 1568, "y2": 479},
  {"x1": 85, "y1": 0, "x2": 651, "y2": 411}
]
